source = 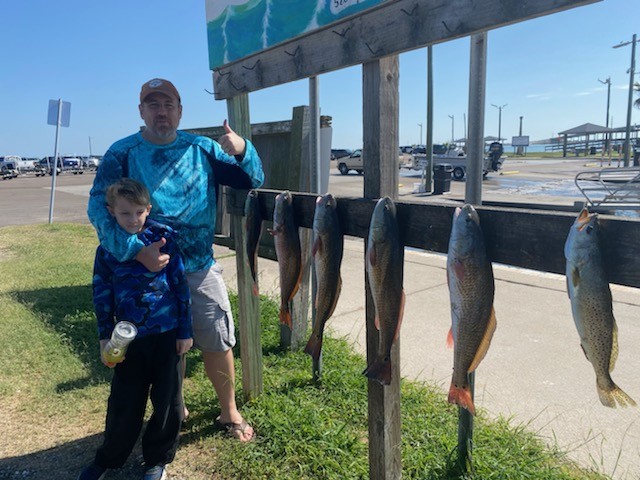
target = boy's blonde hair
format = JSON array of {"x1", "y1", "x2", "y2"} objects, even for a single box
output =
[{"x1": 105, "y1": 178, "x2": 150, "y2": 207}]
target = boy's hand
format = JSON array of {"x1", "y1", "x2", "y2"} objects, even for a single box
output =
[
  {"x1": 177, "y1": 338, "x2": 193, "y2": 355},
  {"x1": 135, "y1": 238, "x2": 170, "y2": 272},
  {"x1": 100, "y1": 339, "x2": 119, "y2": 368}
]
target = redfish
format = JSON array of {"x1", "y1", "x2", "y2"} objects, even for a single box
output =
[
  {"x1": 305, "y1": 194, "x2": 344, "y2": 361},
  {"x1": 244, "y1": 189, "x2": 263, "y2": 296},
  {"x1": 269, "y1": 191, "x2": 302, "y2": 329},
  {"x1": 446, "y1": 204, "x2": 496, "y2": 416},
  {"x1": 363, "y1": 197, "x2": 405, "y2": 386}
]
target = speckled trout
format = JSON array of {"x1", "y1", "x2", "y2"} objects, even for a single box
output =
[
  {"x1": 269, "y1": 191, "x2": 301, "y2": 329},
  {"x1": 363, "y1": 197, "x2": 405, "y2": 386},
  {"x1": 564, "y1": 208, "x2": 636, "y2": 408},
  {"x1": 244, "y1": 189, "x2": 263, "y2": 296},
  {"x1": 446, "y1": 204, "x2": 496, "y2": 416},
  {"x1": 304, "y1": 194, "x2": 344, "y2": 361}
]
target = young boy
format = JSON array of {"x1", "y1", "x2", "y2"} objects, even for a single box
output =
[{"x1": 78, "y1": 178, "x2": 193, "y2": 480}]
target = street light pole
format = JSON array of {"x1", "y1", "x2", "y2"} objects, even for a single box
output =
[
  {"x1": 448, "y1": 114, "x2": 454, "y2": 144},
  {"x1": 491, "y1": 103, "x2": 507, "y2": 142},
  {"x1": 598, "y1": 77, "x2": 611, "y2": 155},
  {"x1": 613, "y1": 33, "x2": 638, "y2": 167}
]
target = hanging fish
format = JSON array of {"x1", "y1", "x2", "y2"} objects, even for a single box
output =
[
  {"x1": 363, "y1": 197, "x2": 405, "y2": 386},
  {"x1": 244, "y1": 189, "x2": 263, "y2": 296},
  {"x1": 304, "y1": 194, "x2": 344, "y2": 361},
  {"x1": 446, "y1": 204, "x2": 496, "y2": 416},
  {"x1": 564, "y1": 208, "x2": 636, "y2": 408},
  {"x1": 269, "y1": 191, "x2": 302, "y2": 329}
]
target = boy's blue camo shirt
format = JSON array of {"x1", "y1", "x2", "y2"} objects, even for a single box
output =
[
  {"x1": 93, "y1": 219, "x2": 193, "y2": 341},
  {"x1": 87, "y1": 131, "x2": 264, "y2": 273}
]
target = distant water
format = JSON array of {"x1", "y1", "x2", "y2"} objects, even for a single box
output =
[{"x1": 207, "y1": 0, "x2": 386, "y2": 69}]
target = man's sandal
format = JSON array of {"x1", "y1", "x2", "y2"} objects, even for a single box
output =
[{"x1": 214, "y1": 417, "x2": 256, "y2": 442}]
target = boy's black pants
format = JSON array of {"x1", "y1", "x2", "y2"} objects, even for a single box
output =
[{"x1": 95, "y1": 329, "x2": 183, "y2": 469}]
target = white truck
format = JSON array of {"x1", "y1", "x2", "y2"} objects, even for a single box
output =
[
  {"x1": 407, "y1": 143, "x2": 505, "y2": 180},
  {"x1": 337, "y1": 148, "x2": 414, "y2": 175}
]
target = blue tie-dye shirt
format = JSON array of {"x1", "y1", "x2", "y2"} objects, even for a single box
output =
[
  {"x1": 87, "y1": 130, "x2": 264, "y2": 273},
  {"x1": 93, "y1": 219, "x2": 192, "y2": 340}
]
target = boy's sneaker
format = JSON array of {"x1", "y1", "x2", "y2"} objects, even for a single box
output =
[
  {"x1": 143, "y1": 465, "x2": 167, "y2": 480},
  {"x1": 77, "y1": 462, "x2": 107, "y2": 480}
]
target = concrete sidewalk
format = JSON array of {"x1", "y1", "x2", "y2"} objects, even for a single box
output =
[{"x1": 215, "y1": 237, "x2": 640, "y2": 480}]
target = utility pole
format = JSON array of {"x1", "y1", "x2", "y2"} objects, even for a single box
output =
[
  {"x1": 417, "y1": 123, "x2": 423, "y2": 146},
  {"x1": 491, "y1": 104, "x2": 507, "y2": 142},
  {"x1": 517, "y1": 116, "x2": 524, "y2": 155},
  {"x1": 613, "y1": 33, "x2": 638, "y2": 167},
  {"x1": 448, "y1": 114, "x2": 455, "y2": 144},
  {"x1": 598, "y1": 77, "x2": 611, "y2": 155}
]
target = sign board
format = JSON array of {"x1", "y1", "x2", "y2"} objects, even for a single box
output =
[
  {"x1": 47, "y1": 100, "x2": 71, "y2": 127},
  {"x1": 211, "y1": 0, "x2": 599, "y2": 99},
  {"x1": 511, "y1": 135, "x2": 530, "y2": 147},
  {"x1": 205, "y1": 0, "x2": 385, "y2": 69}
]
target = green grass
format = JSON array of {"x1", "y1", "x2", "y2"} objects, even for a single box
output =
[{"x1": 0, "y1": 224, "x2": 608, "y2": 479}]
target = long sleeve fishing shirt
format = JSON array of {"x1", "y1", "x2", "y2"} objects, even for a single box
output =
[{"x1": 87, "y1": 130, "x2": 265, "y2": 273}]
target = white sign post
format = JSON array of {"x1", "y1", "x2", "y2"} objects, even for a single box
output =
[{"x1": 47, "y1": 99, "x2": 71, "y2": 224}]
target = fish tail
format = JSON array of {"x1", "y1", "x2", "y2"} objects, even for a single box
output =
[
  {"x1": 279, "y1": 307, "x2": 292, "y2": 329},
  {"x1": 448, "y1": 383, "x2": 476, "y2": 415},
  {"x1": 363, "y1": 357, "x2": 392, "y2": 385},
  {"x1": 597, "y1": 383, "x2": 637, "y2": 408},
  {"x1": 304, "y1": 333, "x2": 323, "y2": 362}
]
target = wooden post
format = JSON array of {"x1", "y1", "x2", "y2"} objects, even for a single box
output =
[
  {"x1": 363, "y1": 55, "x2": 402, "y2": 480},
  {"x1": 226, "y1": 94, "x2": 263, "y2": 400}
]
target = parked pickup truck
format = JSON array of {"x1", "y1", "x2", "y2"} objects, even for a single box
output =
[
  {"x1": 407, "y1": 142, "x2": 504, "y2": 180},
  {"x1": 337, "y1": 148, "x2": 414, "y2": 175}
]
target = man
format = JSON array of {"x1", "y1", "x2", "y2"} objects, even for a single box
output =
[{"x1": 88, "y1": 78, "x2": 263, "y2": 446}]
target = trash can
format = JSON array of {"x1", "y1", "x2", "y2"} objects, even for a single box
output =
[
  {"x1": 433, "y1": 163, "x2": 452, "y2": 195},
  {"x1": 589, "y1": 146, "x2": 597, "y2": 155}
]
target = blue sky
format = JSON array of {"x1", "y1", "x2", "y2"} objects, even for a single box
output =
[{"x1": 1, "y1": 0, "x2": 638, "y2": 158}]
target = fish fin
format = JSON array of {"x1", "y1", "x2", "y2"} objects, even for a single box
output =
[
  {"x1": 446, "y1": 328, "x2": 454, "y2": 349},
  {"x1": 368, "y1": 243, "x2": 377, "y2": 267},
  {"x1": 580, "y1": 343, "x2": 590, "y2": 362},
  {"x1": 288, "y1": 266, "x2": 303, "y2": 303},
  {"x1": 252, "y1": 281, "x2": 259, "y2": 297},
  {"x1": 571, "y1": 267, "x2": 580, "y2": 289},
  {"x1": 468, "y1": 306, "x2": 497, "y2": 373},
  {"x1": 448, "y1": 382, "x2": 476, "y2": 416},
  {"x1": 374, "y1": 315, "x2": 380, "y2": 331},
  {"x1": 597, "y1": 383, "x2": 637, "y2": 408},
  {"x1": 363, "y1": 357, "x2": 392, "y2": 385},
  {"x1": 304, "y1": 333, "x2": 323, "y2": 362},
  {"x1": 453, "y1": 259, "x2": 465, "y2": 282},
  {"x1": 312, "y1": 236, "x2": 322, "y2": 257},
  {"x1": 323, "y1": 276, "x2": 342, "y2": 321},
  {"x1": 279, "y1": 308, "x2": 292, "y2": 329},
  {"x1": 393, "y1": 290, "x2": 406, "y2": 343},
  {"x1": 610, "y1": 321, "x2": 619, "y2": 372}
]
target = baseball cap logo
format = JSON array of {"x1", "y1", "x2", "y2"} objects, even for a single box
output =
[{"x1": 148, "y1": 79, "x2": 163, "y2": 88}]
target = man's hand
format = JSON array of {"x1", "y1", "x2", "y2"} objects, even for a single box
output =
[
  {"x1": 218, "y1": 119, "x2": 246, "y2": 157},
  {"x1": 135, "y1": 238, "x2": 169, "y2": 272},
  {"x1": 176, "y1": 338, "x2": 193, "y2": 355}
]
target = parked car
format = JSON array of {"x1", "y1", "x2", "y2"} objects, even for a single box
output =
[
  {"x1": 337, "y1": 148, "x2": 411, "y2": 175},
  {"x1": 1, "y1": 164, "x2": 19, "y2": 180},
  {"x1": 331, "y1": 148, "x2": 352, "y2": 161}
]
